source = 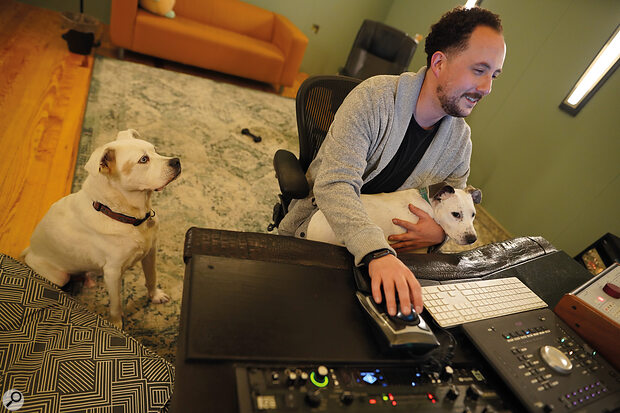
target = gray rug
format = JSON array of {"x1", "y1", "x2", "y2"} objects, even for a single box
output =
[{"x1": 72, "y1": 55, "x2": 298, "y2": 363}]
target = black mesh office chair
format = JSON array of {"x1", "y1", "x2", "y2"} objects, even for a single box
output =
[
  {"x1": 339, "y1": 19, "x2": 417, "y2": 80},
  {"x1": 268, "y1": 75, "x2": 362, "y2": 231}
]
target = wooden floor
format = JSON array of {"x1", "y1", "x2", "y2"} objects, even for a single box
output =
[
  {"x1": 0, "y1": 1, "x2": 93, "y2": 258},
  {"x1": 0, "y1": 1, "x2": 306, "y2": 258}
]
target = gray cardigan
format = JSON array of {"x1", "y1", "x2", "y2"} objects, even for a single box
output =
[{"x1": 279, "y1": 67, "x2": 472, "y2": 264}]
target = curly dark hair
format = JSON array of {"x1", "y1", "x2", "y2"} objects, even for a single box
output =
[{"x1": 425, "y1": 7, "x2": 502, "y2": 67}]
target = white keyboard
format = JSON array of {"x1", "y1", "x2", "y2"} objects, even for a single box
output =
[{"x1": 422, "y1": 277, "x2": 547, "y2": 328}]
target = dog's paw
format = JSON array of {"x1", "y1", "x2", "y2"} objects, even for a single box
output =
[{"x1": 150, "y1": 288, "x2": 170, "y2": 304}]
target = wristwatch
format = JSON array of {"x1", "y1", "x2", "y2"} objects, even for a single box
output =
[{"x1": 362, "y1": 248, "x2": 395, "y2": 267}]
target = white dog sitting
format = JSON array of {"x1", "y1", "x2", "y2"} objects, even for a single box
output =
[
  {"x1": 21, "y1": 129, "x2": 181, "y2": 329},
  {"x1": 307, "y1": 185, "x2": 482, "y2": 249}
]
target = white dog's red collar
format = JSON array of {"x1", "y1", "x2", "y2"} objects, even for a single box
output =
[{"x1": 92, "y1": 201, "x2": 154, "y2": 226}]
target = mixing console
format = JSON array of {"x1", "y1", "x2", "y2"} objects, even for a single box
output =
[{"x1": 236, "y1": 362, "x2": 518, "y2": 412}]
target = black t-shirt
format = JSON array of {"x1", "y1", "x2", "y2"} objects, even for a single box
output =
[{"x1": 361, "y1": 114, "x2": 438, "y2": 194}]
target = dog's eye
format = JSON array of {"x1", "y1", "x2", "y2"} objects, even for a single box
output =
[
  {"x1": 451, "y1": 212, "x2": 461, "y2": 219},
  {"x1": 138, "y1": 155, "x2": 149, "y2": 164},
  {"x1": 472, "y1": 213, "x2": 476, "y2": 218}
]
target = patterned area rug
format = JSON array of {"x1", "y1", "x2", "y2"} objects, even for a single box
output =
[{"x1": 71, "y1": 56, "x2": 298, "y2": 363}]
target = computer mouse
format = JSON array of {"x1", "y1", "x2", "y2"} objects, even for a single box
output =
[{"x1": 355, "y1": 292, "x2": 440, "y2": 351}]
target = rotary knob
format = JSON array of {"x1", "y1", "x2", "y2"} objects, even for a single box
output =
[
  {"x1": 305, "y1": 390, "x2": 322, "y2": 408},
  {"x1": 287, "y1": 371, "x2": 298, "y2": 386},
  {"x1": 603, "y1": 282, "x2": 620, "y2": 298},
  {"x1": 440, "y1": 365, "x2": 454, "y2": 381},
  {"x1": 540, "y1": 345, "x2": 573, "y2": 374},
  {"x1": 340, "y1": 391, "x2": 354, "y2": 405},
  {"x1": 466, "y1": 384, "x2": 482, "y2": 400},
  {"x1": 445, "y1": 385, "x2": 459, "y2": 401},
  {"x1": 310, "y1": 365, "x2": 330, "y2": 388}
]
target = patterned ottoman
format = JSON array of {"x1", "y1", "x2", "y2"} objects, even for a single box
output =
[{"x1": 0, "y1": 254, "x2": 174, "y2": 412}]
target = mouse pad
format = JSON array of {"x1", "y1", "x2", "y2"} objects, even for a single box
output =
[{"x1": 183, "y1": 255, "x2": 410, "y2": 363}]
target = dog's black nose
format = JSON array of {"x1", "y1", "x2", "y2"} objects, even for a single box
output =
[
  {"x1": 465, "y1": 234, "x2": 477, "y2": 244},
  {"x1": 169, "y1": 158, "x2": 181, "y2": 170}
]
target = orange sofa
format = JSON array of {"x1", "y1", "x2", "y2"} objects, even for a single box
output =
[{"x1": 110, "y1": 0, "x2": 308, "y2": 88}]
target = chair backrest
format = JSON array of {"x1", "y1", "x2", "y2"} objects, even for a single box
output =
[
  {"x1": 341, "y1": 20, "x2": 417, "y2": 80},
  {"x1": 296, "y1": 75, "x2": 362, "y2": 172}
]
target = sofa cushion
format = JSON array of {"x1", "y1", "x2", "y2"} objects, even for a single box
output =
[
  {"x1": 134, "y1": 11, "x2": 284, "y2": 83},
  {"x1": 174, "y1": 0, "x2": 274, "y2": 43}
]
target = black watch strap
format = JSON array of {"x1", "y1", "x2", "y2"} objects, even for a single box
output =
[{"x1": 362, "y1": 248, "x2": 395, "y2": 267}]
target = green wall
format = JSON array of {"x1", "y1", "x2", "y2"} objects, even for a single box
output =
[
  {"x1": 17, "y1": 0, "x2": 620, "y2": 255},
  {"x1": 244, "y1": 0, "x2": 394, "y2": 75},
  {"x1": 470, "y1": 0, "x2": 619, "y2": 256}
]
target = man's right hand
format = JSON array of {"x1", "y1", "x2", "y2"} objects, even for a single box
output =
[{"x1": 368, "y1": 254, "x2": 423, "y2": 316}]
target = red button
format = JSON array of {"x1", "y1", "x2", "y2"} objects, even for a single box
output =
[{"x1": 603, "y1": 282, "x2": 620, "y2": 298}]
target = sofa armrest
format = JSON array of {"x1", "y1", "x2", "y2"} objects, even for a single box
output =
[
  {"x1": 110, "y1": 0, "x2": 139, "y2": 49},
  {"x1": 273, "y1": 14, "x2": 308, "y2": 86}
]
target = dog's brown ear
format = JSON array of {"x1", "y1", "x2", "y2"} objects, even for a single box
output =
[
  {"x1": 428, "y1": 181, "x2": 448, "y2": 199},
  {"x1": 465, "y1": 185, "x2": 482, "y2": 204},
  {"x1": 433, "y1": 185, "x2": 455, "y2": 202},
  {"x1": 99, "y1": 148, "x2": 116, "y2": 175}
]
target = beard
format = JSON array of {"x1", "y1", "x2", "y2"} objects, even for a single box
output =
[{"x1": 436, "y1": 85, "x2": 482, "y2": 118}]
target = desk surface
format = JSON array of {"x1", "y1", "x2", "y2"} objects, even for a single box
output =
[
  {"x1": 183, "y1": 255, "x2": 381, "y2": 363},
  {"x1": 171, "y1": 246, "x2": 593, "y2": 412}
]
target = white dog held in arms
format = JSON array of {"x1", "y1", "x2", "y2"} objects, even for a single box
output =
[
  {"x1": 307, "y1": 185, "x2": 482, "y2": 249},
  {"x1": 22, "y1": 129, "x2": 181, "y2": 329}
]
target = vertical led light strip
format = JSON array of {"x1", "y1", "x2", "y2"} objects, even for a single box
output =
[{"x1": 560, "y1": 25, "x2": 620, "y2": 116}]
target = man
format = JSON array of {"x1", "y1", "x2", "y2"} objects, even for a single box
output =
[{"x1": 279, "y1": 7, "x2": 506, "y2": 317}]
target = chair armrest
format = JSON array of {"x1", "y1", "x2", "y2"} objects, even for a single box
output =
[
  {"x1": 110, "y1": 0, "x2": 138, "y2": 49},
  {"x1": 273, "y1": 149, "x2": 309, "y2": 199},
  {"x1": 273, "y1": 14, "x2": 308, "y2": 86}
]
